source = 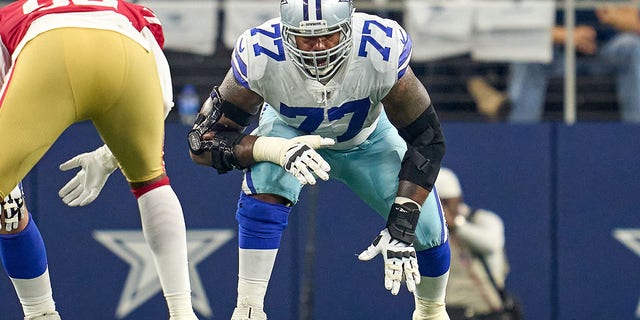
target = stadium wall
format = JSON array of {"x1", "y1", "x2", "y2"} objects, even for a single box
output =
[{"x1": 0, "y1": 122, "x2": 637, "y2": 320}]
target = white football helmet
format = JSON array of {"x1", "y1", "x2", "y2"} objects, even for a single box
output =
[{"x1": 280, "y1": 0, "x2": 354, "y2": 82}]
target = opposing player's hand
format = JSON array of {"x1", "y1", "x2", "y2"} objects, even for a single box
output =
[
  {"x1": 253, "y1": 135, "x2": 334, "y2": 185},
  {"x1": 58, "y1": 145, "x2": 118, "y2": 207},
  {"x1": 358, "y1": 228, "x2": 421, "y2": 295}
]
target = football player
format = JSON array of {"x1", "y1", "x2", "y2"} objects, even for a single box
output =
[
  {"x1": 0, "y1": 1, "x2": 198, "y2": 319},
  {"x1": 187, "y1": 0, "x2": 451, "y2": 319}
]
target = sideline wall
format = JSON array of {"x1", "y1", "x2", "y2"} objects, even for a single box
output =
[{"x1": 0, "y1": 122, "x2": 637, "y2": 320}]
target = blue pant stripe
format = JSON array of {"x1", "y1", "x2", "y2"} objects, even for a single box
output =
[{"x1": 432, "y1": 186, "x2": 448, "y2": 243}]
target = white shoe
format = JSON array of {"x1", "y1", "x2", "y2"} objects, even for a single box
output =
[
  {"x1": 230, "y1": 304, "x2": 267, "y2": 320},
  {"x1": 25, "y1": 311, "x2": 61, "y2": 320}
]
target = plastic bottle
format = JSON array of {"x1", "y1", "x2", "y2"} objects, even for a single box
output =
[{"x1": 177, "y1": 84, "x2": 200, "y2": 126}]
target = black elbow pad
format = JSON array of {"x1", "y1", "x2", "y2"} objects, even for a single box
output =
[{"x1": 397, "y1": 105, "x2": 445, "y2": 191}]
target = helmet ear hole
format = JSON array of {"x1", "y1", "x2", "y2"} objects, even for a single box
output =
[{"x1": 280, "y1": 0, "x2": 354, "y2": 81}]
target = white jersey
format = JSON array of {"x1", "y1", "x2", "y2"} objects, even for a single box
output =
[{"x1": 231, "y1": 12, "x2": 412, "y2": 150}]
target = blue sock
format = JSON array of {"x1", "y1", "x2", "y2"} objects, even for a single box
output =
[
  {"x1": 235, "y1": 193, "x2": 291, "y2": 249},
  {"x1": 416, "y1": 240, "x2": 451, "y2": 277},
  {"x1": 0, "y1": 215, "x2": 48, "y2": 279}
]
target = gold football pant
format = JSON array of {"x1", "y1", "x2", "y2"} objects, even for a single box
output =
[{"x1": 0, "y1": 28, "x2": 166, "y2": 198}]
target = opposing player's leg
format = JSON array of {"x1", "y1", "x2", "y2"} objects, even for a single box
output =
[
  {"x1": 0, "y1": 28, "x2": 86, "y2": 320},
  {"x1": 22, "y1": 312, "x2": 61, "y2": 320},
  {"x1": 325, "y1": 113, "x2": 450, "y2": 320},
  {"x1": 84, "y1": 30, "x2": 196, "y2": 320}
]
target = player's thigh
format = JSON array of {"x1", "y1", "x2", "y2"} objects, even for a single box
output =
[
  {"x1": 0, "y1": 31, "x2": 76, "y2": 197},
  {"x1": 242, "y1": 107, "x2": 304, "y2": 203},
  {"x1": 325, "y1": 140, "x2": 402, "y2": 215},
  {"x1": 242, "y1": 162, "x2": 303, "y2": 204},
  {"x1": 329, "y1": 120, "x2": 447, "y2": 250},
  {"x1": 326, "y1": 117, "x2": 404, "y2": 215},
  {"x1": 91, "y1": 36, "x2": 165, "y2": 184}
]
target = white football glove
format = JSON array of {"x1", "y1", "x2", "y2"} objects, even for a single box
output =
[
  {"x1": 358, "y1": 228, "x2": 421, "y2": 295},
  {"x1": 253, "y1": 135, "x2": 334, "y2": 185},
  {"x1": 58, "y1": 145, "x2": 118, "y2": 207}
]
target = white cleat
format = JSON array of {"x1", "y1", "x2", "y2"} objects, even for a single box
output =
[
  {"x1": 25, "y1": 311, "x2": 61, "y2": 320},
  {"x1": 230, "y1": 305, "x2": 267, "y2": 320}
]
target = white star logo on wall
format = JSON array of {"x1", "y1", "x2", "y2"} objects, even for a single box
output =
[
  {"x1": 613, "y1": 228, "x2": 640, "y2": 318},
  {"x1": 93, "y1": 229, "x2": 235, "y2": 319}
]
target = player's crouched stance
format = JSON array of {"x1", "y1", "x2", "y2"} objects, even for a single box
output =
[{"x1": 188, "y1": 1, "x2": 451, "y2": 319}]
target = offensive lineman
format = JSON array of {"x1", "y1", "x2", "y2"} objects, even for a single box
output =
[
  {"x1": 188, "y1": 0, "x2": 451, "y2": 319},
  {"x1": 0, "y1": 1, "x2": 200, "y2": 319}
]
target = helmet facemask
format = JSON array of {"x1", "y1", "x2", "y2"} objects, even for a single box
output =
[{"x1": 280, "y1": 0, "x2": 354, "y2": 82}]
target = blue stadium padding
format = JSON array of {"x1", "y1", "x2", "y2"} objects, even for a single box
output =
[
  {"x1": 442, "y1": 123, "x2": 554, "y2": 320},
  {"x1": 0, "y1": 122, "x2": 636, "y2": 320},
  {"x1": 556, "y1": 123, "x2": 640, "y2": 320}
]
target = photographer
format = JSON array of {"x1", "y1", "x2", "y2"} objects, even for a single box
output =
[{"x1": 437, "y1": 168, "x2": 522, "y2": 320}]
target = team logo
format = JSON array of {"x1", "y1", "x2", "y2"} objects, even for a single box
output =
[
  {"x1": 94, "y1": 229, "x2": 235, "y2": 319},
  {"x1": 613, "y1": 228, "x2": 640, "y2": 318}
]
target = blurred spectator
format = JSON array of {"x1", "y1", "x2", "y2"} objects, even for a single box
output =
[
  {"x1": 436, "y1": 168, "x2": 522, "y2": 320},
  {"x1": 470, "y1": 5, "x2": 640, "y2": 123},
  {"x1": 467, "y1": 73, "x2": 509, "y2": 122}
]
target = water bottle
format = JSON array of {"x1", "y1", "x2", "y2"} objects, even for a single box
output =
[{"x1": 177, "y1": 84, "x2": 200, "y2": 126}]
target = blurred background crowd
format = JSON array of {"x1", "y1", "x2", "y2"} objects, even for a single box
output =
[{"x1": 102, "y1": 0, "x2": 640, "y2": 124}]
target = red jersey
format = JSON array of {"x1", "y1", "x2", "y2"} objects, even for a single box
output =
[{"x1": 0, "y1": 0, "x2": 164, "y2": 54}]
